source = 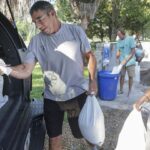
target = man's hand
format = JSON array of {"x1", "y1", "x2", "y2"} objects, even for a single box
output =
[
  {"x1": 133, "y1": 95, "x2": 149, "y2": 111},
  {"x1": 0, "y1": 66, "x2": 12, "y2": 76},
  {"x1": 121, "y1": 59, "x2": 127, "y2": 66},
  {"x1": 88, "y1": 79, "x2": 98, "y2": 95}
]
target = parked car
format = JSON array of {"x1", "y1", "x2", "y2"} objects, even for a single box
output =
[{"x1": 0, "y1": 9, "x2": 45, "y2": 150}]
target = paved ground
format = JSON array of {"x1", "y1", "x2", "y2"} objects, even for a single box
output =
[{"x1": 99, "y1": 80, "x2": 150, "y2": 110}]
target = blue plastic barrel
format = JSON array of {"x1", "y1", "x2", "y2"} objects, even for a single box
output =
[{"x1": 97, "y1": 70, "x2": 119, "y2": 100}]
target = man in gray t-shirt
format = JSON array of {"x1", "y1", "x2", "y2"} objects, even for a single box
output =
[{"x1": 0, "y1": 1, "x2": 97, "y2": 150}]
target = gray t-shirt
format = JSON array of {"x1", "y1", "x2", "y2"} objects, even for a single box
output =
[{"x1": 25, "y1": 23, "x2": 91, "y2": 101}]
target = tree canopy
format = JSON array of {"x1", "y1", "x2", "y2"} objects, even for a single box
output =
[
  {"x1": 57, "y1": 0, "x2": 150, "y2": 41},
  {"x1": 1, "y1": 0, "x2": 150, "y2": 42}
]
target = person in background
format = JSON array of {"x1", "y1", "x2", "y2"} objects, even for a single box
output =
[
  {"x1": 134, "y1": 32, "x2": 145, "y2": 63},
  {"x1": 134, "y1": 89, "x2": 150, "y2": 111},
  {"x1": 0, "y1": 1, "x2": 97, "y2": 150},
  {"x1": 135, "y1": 42, "x2": 145, "y2": 63},
  {"x1": 116, "y1": 28, "x2": 136, "y2": 97}
]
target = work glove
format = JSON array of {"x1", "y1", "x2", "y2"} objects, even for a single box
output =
[
  {"x1": 0, "y1": 59, "x2": 12, "y2": 76},
  {"x1": 118, "y1": 64, "x2": 123, "y2": 72},
  {"x1": 0, "y1": 66, "x2": 12, "y2": 76}
]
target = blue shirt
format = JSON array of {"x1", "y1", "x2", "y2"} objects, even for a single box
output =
[
  {"x1": 135, "y1": 48, "x2": 143, "y2": 57},
  {"x1": 117, "y1": 36, "x2": 136, "y2": 66}
]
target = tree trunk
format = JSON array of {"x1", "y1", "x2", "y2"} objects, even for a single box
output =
[
  {"x1": 0, "y1": 0, "x2": 30, "y2": 19},
  {"x1": 110, "y1": 0, "x2": 120, "y2": 41},
  {"x1": 71, "y1": 0, "x2": 102, "y2": 30}
]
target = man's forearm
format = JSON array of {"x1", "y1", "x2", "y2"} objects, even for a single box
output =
[
  {"x1": 10, "y1": 66, "x2": 30, "y2": 79},
  {"x1": 144, "y1": 89, "x2": 150, "y2": 102},
  {"x1": 121, "y1": 48, "x2": 135, "y2": 65},
  {"x1": 87, "y1": 52, "x2": 97, "y2": 81},
  {"x1": 10, "y1": 63, "x2": 35, "y2": 79},
  {"x1": 126, "y1": 48, "x2": 135, "y2": 62}
]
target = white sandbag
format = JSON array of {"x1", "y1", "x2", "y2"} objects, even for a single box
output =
[
  {"x1": 78, "y1": 95, "x2": 105, "y2": 146},
  {"x1": 115, "y1": 109, "x2": 146, "y2": 150},
  {"x1": 111, "y1": 64, "x2": 123, "y2": 74},
  {"x1": 134, "y1": 62, "x2": 140, "y2": 82},
  {"x1": 146, "y1": 114, "x2": 150, "y2": 150}
]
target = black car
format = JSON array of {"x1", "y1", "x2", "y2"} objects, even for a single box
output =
[{"x1": 0, "y1": 7, "x2": 45, "y2": 150}]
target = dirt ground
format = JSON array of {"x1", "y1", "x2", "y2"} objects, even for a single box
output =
[{"x1": 43, "y1": 106, "x2": 133, "y2": 150}]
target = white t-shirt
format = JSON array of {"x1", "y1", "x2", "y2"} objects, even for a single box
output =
[{"x1": 25, "y1": 23, "x2": 91, "y2": 101}]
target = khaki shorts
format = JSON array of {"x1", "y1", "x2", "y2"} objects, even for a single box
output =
[{"x1": 120, "y1": 65, "x2": 135, "y2": 77}]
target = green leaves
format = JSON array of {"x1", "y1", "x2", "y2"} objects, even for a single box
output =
[{"x1": 56, "y1": 0, "x2": 150, "y2": 41}]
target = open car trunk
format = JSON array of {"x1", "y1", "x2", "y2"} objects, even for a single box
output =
[{"x1": 0, "y1": 11, "x2": 45, "y2": 150}]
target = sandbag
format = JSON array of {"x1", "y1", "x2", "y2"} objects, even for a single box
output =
[
  {"x1": 111, "y1": 64, "x2": 123, "y2": 74},
  {"x1": 146, "y1": 114, "x2": 150, "y2": 150},
  {"x1": 78, "y1": 95, "x2": 105, "y2": 146},
  {"x1": 134, "y1": 62, "x2": 140, "y2": 82},
  {"x1": 115, "y1": 109, "x2": 146, "y2": 150}
]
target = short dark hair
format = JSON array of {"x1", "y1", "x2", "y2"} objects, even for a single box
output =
[
  {"x1": 117, "y1": 28, "x2": 126, "y2": 35},
  {"x1": 30, "y1": 1, "x2": 54, "y2": 15}
]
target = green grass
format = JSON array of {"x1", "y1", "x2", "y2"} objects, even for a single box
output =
[
  {"x1": 30, "y1": 63, "x2": 44, "y2": 99},
  {"x1": 83, "y1": 67, "x2": 89, "y2": 77},
  {"x1": 30, "y1": 64, "x2": 89, "y2": 99}
]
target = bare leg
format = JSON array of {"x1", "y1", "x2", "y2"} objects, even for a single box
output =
[
  {"x1": 49, "y1": 135, "x2": 62, "y2": 150},
  {"x1": 120, "y1": 75, "x2": 125, "y2": 93},
  {"x1": 128, "y1": 76, "x2": 133, "y2": 97}
]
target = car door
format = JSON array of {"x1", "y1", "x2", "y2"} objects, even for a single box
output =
[{"x1": 0, "y1": 11, "x2": 45, "y2": 150}]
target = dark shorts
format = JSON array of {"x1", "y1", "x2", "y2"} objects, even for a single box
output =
[{"x1": 44, "y1": 93, "x2": 87, "y2": 138}]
